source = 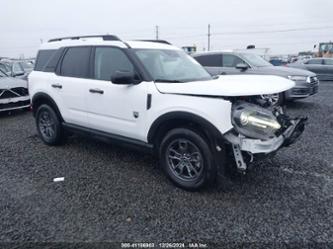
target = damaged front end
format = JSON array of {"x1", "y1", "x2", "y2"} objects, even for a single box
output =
[{"x1": 224, "y1": 100, "x2": 307, "y2": 173}]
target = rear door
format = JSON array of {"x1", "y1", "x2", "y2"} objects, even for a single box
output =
[{"x1": 55, "y1": 46, "x2": 92, "y2": 126}]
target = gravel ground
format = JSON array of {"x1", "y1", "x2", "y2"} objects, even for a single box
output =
[{"x1": 0, "y1": 82, "x2": 332, "y2": 247}]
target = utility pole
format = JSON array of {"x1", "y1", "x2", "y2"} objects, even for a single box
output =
[
  {"x1": 208, "y1": 24, "x2": 211, "y2": 51},
  {"x1": 155, "y1": 25, "x2": 159, "y2": 40}
]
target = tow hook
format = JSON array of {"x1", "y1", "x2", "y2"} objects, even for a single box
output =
[{"x1": 232, "y1": 144, "x2": 247, "y2": 174}]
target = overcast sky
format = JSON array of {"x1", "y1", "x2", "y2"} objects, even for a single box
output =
[{"x1": 1, "y1": 0, "x2": 333, "y2": 58}]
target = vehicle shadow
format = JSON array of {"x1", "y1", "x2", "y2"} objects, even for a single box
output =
[
  {"x1": 285, "y1": 99, "x2": 318, "y2": 110},
  {"x1": 0, "y1": 109, "x2": 31, "y2": 119}
]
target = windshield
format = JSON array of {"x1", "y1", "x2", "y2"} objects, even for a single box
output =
[
  {"x1": 241, "y1": 53, "x2": 272, "y2": 67},
  {"x1": 0, "y1": 69, "x2": 6, "y2": 77},
  {"x1": 0, "y1": 63, "x2": 10, "y2": 74},
  {"x1": 135, "y1": 49, "x2": 212, "y2": 82}
]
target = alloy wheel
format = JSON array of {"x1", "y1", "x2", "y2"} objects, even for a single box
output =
[
  {"x1": 38, "y1": 110, "x2": 56, "y2": 139},
  {"x1": 260, "y1": 93, "x2": 280, "y2": 106},
  {"x1": 166, "y1": 138, "x2": 204, "y2": 181}
]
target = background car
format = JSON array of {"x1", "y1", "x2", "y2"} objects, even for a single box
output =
[
  {"x1": 0, "y1": 59, "x2": 33, "y2": 80},
  {"x1": 269, "y1": 57, "x2": 287, "y2": 66},
  {"x1": 0, "y1": 69, "x2": 30, "y2": 112},
  {"x1": 287, "y1": 58, "x2": 333, "y2": 81},
  {"x1": 193, "y1": 51, "x2": 319, "y2": 106}
]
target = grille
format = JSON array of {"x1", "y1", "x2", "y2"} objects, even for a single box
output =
[
  {"x1": 308, "y1": 76, "x2": 319, "y2": 86},
  {"x1": 11, "y1": 87, "x2": 29, "y2": 96},
  {"x1": 0, "y1": 87, "x2": 29, "y2": 99},
  {"x1": 292, "y1": 88, "x2": 310, "y2": 95},
  {"x1": 310, "y1": 85, "x2": 319, "y2": 95}
]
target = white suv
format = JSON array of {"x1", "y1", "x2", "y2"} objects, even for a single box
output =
[{"x1": 29, "y1": 35, "x2": 306, "y2": 190}]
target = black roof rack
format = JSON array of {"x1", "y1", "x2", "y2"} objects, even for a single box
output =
[
  {"x1": 136, "y1": 40, "x2": 172, "y2": 45},
  {"x1": 48, "y1": 35, "x2": 121, "y2": 43}
]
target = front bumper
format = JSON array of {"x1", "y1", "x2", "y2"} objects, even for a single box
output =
[
  {"x1": 224, "y1": 117, "x2": 307, "y2": 154},
  {"x1": 285, "y1": 76, "x2": 319, "y2": 99},
  {"x1": 0, "y1": 96, "x2": 30, "y2": 112}
]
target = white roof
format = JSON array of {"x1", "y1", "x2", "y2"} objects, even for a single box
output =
[{"x1": 39, "y1": 36, "x2": 180, "y2": 51}]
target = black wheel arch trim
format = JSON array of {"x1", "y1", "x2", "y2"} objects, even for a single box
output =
[
  {"x1": 31, "y1": 92, "x2": 63, "y2": 121},
  {"x1": 147, "y1": 111, "x2": 225, "y2": 146}
]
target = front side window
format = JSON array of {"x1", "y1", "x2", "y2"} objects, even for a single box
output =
[
  {"x1": 194, "y1": 54, "x2": 222, "y2": 67},
  {"x1": 94, "y1": 47, "x2": 134, "y2": 81},
  {"x1": 222, "y1": 54, "x2": 245, "y2": 67},
  {"x1": 135, "y1": 49, "x2": 211, "y2": 82},
  {"x1": 60, "y1": 47, "x2": 91, "y2": 78}
]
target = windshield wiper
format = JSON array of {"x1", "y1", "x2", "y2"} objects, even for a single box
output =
[{"x1": 154, "y1": 79, "x2": 184, "y2": 83}]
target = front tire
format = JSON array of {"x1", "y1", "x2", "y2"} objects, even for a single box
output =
[
  {"x1": 159, "y1": 128, "x2": 216, "y2": 190},
  {"x1": 36, "y1": 104, "x2": 65, "y2": 145}
]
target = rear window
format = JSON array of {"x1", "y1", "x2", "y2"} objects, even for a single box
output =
[{"x1": 34, "y1": 50, "x2": 57, "y2": 71}]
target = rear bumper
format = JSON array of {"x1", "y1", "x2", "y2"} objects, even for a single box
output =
[{"x1": 224, "y1": 117, "x2": 307, "y2": 154}]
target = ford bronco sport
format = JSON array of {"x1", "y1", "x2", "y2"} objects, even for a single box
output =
[{"x1": 29, "y1": 35, "x2": 306, "y2": 190}]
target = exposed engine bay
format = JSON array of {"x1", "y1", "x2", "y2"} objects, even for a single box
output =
[{"x1": 223, "y1": 95, "x2": 307, "y2": 173}]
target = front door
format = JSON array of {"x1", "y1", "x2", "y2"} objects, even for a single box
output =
[
  {"x1": 86, "y1": 46, "x2": 148, "y2": 141},
  {"x1": 220, "y1": 53, "x2": 251, "y2": 75}
]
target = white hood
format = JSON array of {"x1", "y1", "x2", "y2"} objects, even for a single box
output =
[
  {"x1": 0, "y1": 77, "x2": 27, "y2": 89},
  {"x1": 155, "y1": 75, "x2": 295, "y2": 97}
]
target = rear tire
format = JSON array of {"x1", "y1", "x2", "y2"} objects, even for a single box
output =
[
  {"x1": 159, "y1": 128, "x2": 216, "y2": 190},
  {"x1": 36, "y1": 104, "x2": 65, "y2": 145}
]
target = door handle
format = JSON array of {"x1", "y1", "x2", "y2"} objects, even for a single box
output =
[
  {"x1": 220, "y1": 72, "x2": 227, "y2": 75},
  {"x1": 51, "y1": 83, "x2": 62, "y2": 89},
  {"x1": 89, "y1": 88, "x2": 104, "y2": 94}
]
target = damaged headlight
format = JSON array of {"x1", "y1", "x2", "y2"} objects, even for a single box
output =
[
  {"x1": 232, "y1": 102, "x2": 281, "y2": 140},
  {"x1": 288, "y1": 75, "x2": 307, "y2": 82}
]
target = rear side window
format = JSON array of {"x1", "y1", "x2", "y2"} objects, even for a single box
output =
[
  {"x1": 323, "y1": 59, "x2": 333, "y2": 65},
  {"x1": 194, "y1": 54, "x2": 222, "y2": 67},
  {"x1": 94, "y1": 47, "x2": 134, "y2": 81},
  {"x1": 35, "y1": 50, "x2": 56, "y2": 71},
  {"x1": 222, "y1": 54, "x2": 244, "y2": 67},
  {"x1": 60, "y1": 47, "x2": 91, "y2": 78},
  {"x1": 306, "y1": 59, "x2": 322, "y2": 65}
]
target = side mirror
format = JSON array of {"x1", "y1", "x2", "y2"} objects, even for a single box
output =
[
  {"x1": 235, "y1": 63, "x2": 249, "y2": 71},
  {"x1": 111, "y1": 71, "x2": 139, "y2": 85}
]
